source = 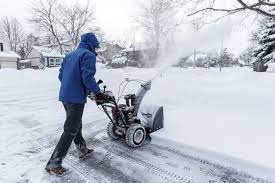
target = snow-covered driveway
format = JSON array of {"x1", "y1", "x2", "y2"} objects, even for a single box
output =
[
  {"x1": 5, "y1": 118, "x2": 272, "y2": 183},
  {"x1": 1, "y1": 66, "x2": 275, "y2": 182}
]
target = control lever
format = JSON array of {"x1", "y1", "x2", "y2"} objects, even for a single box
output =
[
  {"x1": 97, "y1": 79, "x2": 103, "y2": 85},
  {"x1": 103, "y1": 85, "x2": 106, "y2": 93}
]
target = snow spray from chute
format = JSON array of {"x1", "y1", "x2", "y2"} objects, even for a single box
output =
[
  {"x1": 133, "y1": 18, "x2": 235, "y2": 123},
  {"x1": 146, "y1": 18, "x2": 234, "y2": 82}
]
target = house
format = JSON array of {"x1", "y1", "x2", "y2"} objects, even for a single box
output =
[
  {"x1": 98, "y1": 43, "x2": 124, "y2": 62},
  {"x1": 26, "y1": 46, "x2": 64, "y2": 69},
  {"x1": 121, "y1": 42, "x2": 158, "y2": 67},
  {"x1": 0, "y1": 42, "x2": 21, "y2": 69}
]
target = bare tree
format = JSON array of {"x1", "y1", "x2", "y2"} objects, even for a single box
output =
[
  {"x1": 58, "y1": 2, "x2": 95, "y2": 48},
  {"x1": 185, "y1": 0, "x2": 275, "y2": 19},
  {"x1": 135, "y1": 0, "x2": 183, "y2": 56},
  {"x1": 30, "y1": 0, "x2": 63, "y2": 53},
  {"x1": 30, "y1": 0, "x2": 96, "y2": 53},
  {"x1": 0, "y1": 16, "x2": 24, "y2": 52}
]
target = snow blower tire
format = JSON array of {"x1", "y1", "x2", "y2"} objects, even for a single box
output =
[
  {"x1": 107, "y1": 122, "x2": 120, "y2": 140},
  {"x1": 125, "y1": 123, "x2": 146, "y2": 148}
]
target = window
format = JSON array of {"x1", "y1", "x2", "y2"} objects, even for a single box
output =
[
  {"x1": 49, "y1": 58, "x2": 55, "y2": 66},
  {"x1": 55, "y1": 58, "x2": 61, "y2": 65}
]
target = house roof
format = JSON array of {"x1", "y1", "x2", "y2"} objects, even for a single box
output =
[
  {"x1": 32, "y1": 46, "x2": 65, "y2": 58},
  {"x1": 0, "y1": 51, "x2": 21, "y2": 59},
  {"x1": 19, "y1": 59, "x2": 31, "y2": 63},
  {"x1": 98, "y1": 43, "x2": 124, "y2": 53}
]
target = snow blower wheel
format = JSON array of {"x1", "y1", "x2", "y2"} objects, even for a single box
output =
[
  {"x1": 107, "y1": 122, "x2": 120, "y2": 140},
  {"x1": 125, "y1": 124, "x2": 146, "y2": 148}
]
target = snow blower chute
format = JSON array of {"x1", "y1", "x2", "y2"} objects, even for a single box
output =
[{"x1": 90, "y1": 79, "x2": 164, "y2": 148}]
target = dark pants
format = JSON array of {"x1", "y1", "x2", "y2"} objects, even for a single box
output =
[{"x1": 46, "y1": 102, "x2": 86, "y2": 168}]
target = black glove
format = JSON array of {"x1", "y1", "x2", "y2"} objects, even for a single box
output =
[{"x1": 95, "y1": 92, "x2": 109, "y2": 105}]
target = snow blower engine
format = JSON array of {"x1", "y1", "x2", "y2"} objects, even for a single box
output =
[{"x1": 90, "y1": 79, "x2": 164, "y2": 148}]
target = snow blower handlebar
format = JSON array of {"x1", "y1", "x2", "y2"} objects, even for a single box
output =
[
  {"x1": 88, "y1": 78, "x2": 163, "y2": 148},
  {"x1": 88, "y1": 79, "x2": 113, "y2": 104},
  {"x1": 89, "y1": 78, "x2": 150, "y2": 124},
  {"x1": 94, "y1": 79, "x2": 128, "y2": 126},
  {"x1": 91, "y1": 78, "x2": 151, "y2": 107}
]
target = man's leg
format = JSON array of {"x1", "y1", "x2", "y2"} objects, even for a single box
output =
[
  {"x1": 74, "y1": 121, "x2": 93, "y2": 158},
  {"x1": 74, "y1": 122, "x2": 85, "y2": 146},
  {"x1": 46, "y1": 103, "x2": 84, "y2": 170}
]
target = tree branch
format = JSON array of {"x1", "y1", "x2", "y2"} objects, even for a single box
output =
[{"x1": 187, "y1": 0, "x2": 275, "y2": 19}]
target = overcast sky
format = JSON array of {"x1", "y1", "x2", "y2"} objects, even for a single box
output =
[{"x1": 0, "y1": 0, "x2": 256, "y2": 55}]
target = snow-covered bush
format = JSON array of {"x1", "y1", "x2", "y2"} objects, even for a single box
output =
[
  {"x1": 108, "y1": 54, "x2": 128, "y2": 68},
  {"x1": 267, "y1": 62, "x2": 275, "y2": 73}
]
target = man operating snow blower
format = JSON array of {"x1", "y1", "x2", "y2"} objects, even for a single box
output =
[{"x1": 45, "y1": 33, "x2": 108, "y2": 175}]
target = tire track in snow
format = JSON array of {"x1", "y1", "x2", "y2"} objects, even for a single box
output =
[
  {"x1": 27, "y1": 128, "x2": 211, "y2": 183},
  {"x1": 25, "y1": 121, "x2": 144, "y2": 183},
  {"x1": 86, "y1": 134, "x2": 272, "y2": 183},
  {"x1": 151, "y1": 144, "x2": 273, "y2": 183},
  {"x1": 25, "y1": 121, "x2": 189, "y2": 183},
  {"x1": 87, "y1": 137, "x2": 190, "y2": 183},
  {"x1": 23, "y1": 120, "x2": 273, "y2": 183}
]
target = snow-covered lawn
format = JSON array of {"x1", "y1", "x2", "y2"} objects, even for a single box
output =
[
  {"x1": 1, "y1": 65, "x2": 275, "y2": 182},
  {"x1": 147, "y1": 67, "x2": 275, "y2": 169}
]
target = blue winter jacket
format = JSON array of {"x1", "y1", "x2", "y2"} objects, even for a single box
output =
[{"x1": 58, "y1": 33, "x2": 101, "y2": 104}]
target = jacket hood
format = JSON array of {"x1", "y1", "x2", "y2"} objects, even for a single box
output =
[{"x1": 78, "y1": 33, "x2": 100, "y2": 54}]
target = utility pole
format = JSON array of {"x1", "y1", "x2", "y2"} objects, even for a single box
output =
[{"x1": 219, "y1": 40, "x2": 224, "y2": 72}]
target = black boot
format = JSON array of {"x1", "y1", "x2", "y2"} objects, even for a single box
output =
[
  {"x1": 45, "y1": 166, "x2": 67, "y2": 175},
  {"x1": 76, "y1": 142, "x2": 94, "y2": 159}
]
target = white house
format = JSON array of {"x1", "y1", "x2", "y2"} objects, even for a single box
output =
[
  {"x1": 0, "y1": 42, "x2": 21, "y2": 69},
  {"x1": 26, "y1": 46, "x2": 64, "y2": 69}
]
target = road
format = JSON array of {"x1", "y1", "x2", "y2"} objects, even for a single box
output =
[{"x1": 21, "y1": 119, "x2": 272, "y2": 183}]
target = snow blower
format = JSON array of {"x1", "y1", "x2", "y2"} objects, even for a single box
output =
[{"x1": 90, "y1": 79, "x2": 164, "y2": 148}]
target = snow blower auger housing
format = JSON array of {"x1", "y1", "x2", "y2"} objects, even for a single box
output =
[{"x1": 90, "y1": 79, "x2": 164, "y2": 148}]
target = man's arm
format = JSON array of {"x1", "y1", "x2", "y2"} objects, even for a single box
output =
[{"x1": 80, "y1": 52, "x2": 100, "y2": 95}]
